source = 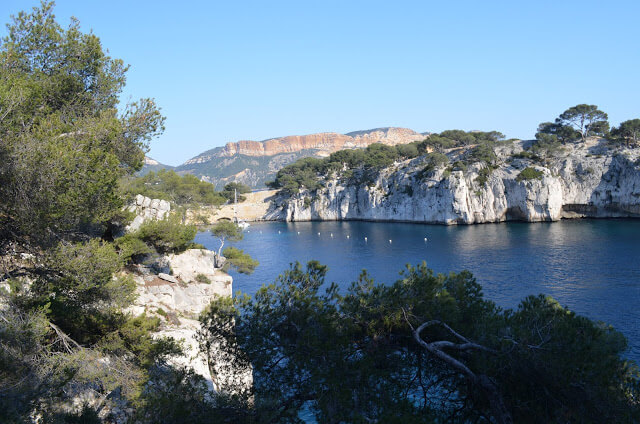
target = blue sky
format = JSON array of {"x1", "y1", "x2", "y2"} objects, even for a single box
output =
[{"x1": 2, "y1": 1, "x2": 639, "y2": 166}]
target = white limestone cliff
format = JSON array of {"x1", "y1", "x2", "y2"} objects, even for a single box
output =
[{"x1": 267, "y1": 139, "x2": 640, "y2": 224}]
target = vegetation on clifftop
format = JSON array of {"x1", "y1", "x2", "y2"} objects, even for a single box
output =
[
  {"x1": 269, "y1": 105, "x2": 640, "y2": 198},
  {"x1": 267, "y1": 130, "x2": 507, "y2": 194},
  {"x1": 121, "y1": 169, "x2": 251, "y2": 207}
]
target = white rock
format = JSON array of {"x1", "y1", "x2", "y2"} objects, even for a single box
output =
[
  {"x1": 127, "y1": 266, "x2": 239, "y2": 393},
  {"x1": 123, "y1": 195, "x2": 171, "y2": 234},
  {"x1": 158, "y1": 273, "x2": 179, "y2": 284},
  {"x1": 167, "y1": 249, "x2": 219, "y2": 283},
  {"x1": 270, "y1": 140, "x2": 640, "y2": 224}
]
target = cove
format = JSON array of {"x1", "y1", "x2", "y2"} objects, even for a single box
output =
[{"x1": 195, "y1": 219, "x2": 640, "y2": 362}]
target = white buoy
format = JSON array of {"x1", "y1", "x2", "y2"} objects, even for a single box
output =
[
  {"x1": 278, "y1": 230, "x2": 281, "y2": 234},
  {"x1": 424, "y1": 237, "x2": 427, "y2": 242},
  {"x1": 318, "y1": 232, "x2": 321, "y2": 236},
  {"x1": 364, "y1": 237, "x2": 368, "y2": 242},
  {"x1": 389, "y1": 239, "x2": 392, "y2": 244},
  {"x1": 297, "y1": 231, "x2": 300, "y2": 235},
  {"x1": 330, "y1": 233, "x2": 333, "y2": 238},
  {"x1": 346, "y1": 235, "x2": 350, "y2": 239}
]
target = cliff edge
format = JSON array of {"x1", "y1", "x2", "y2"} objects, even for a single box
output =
[{"x1": 267, "y1": 138, "x2": 640, "y2": 224}]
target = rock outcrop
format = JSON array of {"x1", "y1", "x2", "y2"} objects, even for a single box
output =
[
  {"x1": 267, "y1": 139, "x2": 640, "y2": 224},
  {"x1": 125, "y1": 194, "x2": 171, "y2": 232},
  {"x1": 127, "y1": 248, "x2": 247, "y2": 393}
]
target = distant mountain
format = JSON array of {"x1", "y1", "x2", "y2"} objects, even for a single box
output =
[
  {"x1": 139, "y1": 156, "x2": 174, "y2": 175},
  {"x1": 175, "y1": 127, "x2": 427, "y2": 189}
]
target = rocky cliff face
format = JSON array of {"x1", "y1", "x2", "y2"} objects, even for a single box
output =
[
  {"x1": 175, "y1": 127, "x2": 426, "y2": 189},
  {"x1": 122, "y1": 199, "x2": 251, "y2": 395},
  {"x1": 187, "y1": 127, "x2": 425, "y2": 161},
  {"x1": 267, "y1": 139, "x2": 640, "y2": 224}
]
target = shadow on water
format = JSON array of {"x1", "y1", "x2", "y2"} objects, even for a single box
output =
[{"x1": 195, "y1": 219, "x2": 640, "y2": 362}]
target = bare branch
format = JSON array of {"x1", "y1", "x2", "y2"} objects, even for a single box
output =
[{"x1": 404, "y1": 313, "x2": 513, "y2": 424}]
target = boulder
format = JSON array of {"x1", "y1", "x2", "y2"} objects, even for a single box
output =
[
  {"x1": 124, "y1": 195, "x2": 171, "y2": 233},
  {"x1": 158, "y1": 273, "x2": 179, "y2": 284}
]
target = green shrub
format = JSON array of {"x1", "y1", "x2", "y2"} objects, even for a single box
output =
[
  {"x1": 134, "y1": 215, "x2": 198, "y2": 254},
  {"x1": 194, "y1": 274, "x2": 211, "y2": 284},
  {"x1": 418, "y1": 152, "x2": 450, "y2": 180},
  {"x1": 114, "y1": 233, "x2": 154, "y2": 264},
  {"x1": 222, "y1": 247, "x2": 259, "y2": 275},
  {"x1": 451, "y1": 160, "x2": 467, "y2": 172},
  {"x1": 516, "y1": 167, "x2": 544, "y2": 182},
  {"x1": 475, "y1": 166, "x2": 493, "y2": 186},
  {"x1": 100, "y1": 313, "x2": 182, "y2": 368},
  {"x1": 121, "y1": 170, "x2": 227, "y2": 206},
  {"x1": 511, "y1": 150, "x2": 540, "y2": 161}
]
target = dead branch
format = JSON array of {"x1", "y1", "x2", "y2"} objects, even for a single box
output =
[{"x1": 402, "y1": 309, "x2": 513, "y2": 424}]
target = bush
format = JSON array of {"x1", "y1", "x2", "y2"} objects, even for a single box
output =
[
  {"x1": 121, "y1": 170, "x2": 227, "y2": 206},
  {"x1": 133, "y1": 215, "x2": 198, "y2": 254},
  {"x1": 511, "y1": 150, "x2": 540, "y2": 161},
  {"x1": 114, "y1": 234, "x2": 154, "y2": 264},
  {"x1": 516, "y1": 167, "x2": 544, "y2": 182},
  {"x1": 475, "y1": 166, "x2": 493, "y2": 186},
  {"x1": 222, "y1": 247, "x2": 259, "y2": 274},
  {"x1": 195, "y1": 274, "x2": 211, "y2": 284},
  {"x1": 418, "y1": 152, "x2": 450, "y2": 179}
]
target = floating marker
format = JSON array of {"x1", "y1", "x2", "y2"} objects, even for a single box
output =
[
  {"x1": 389, "y1": 239, "x2": 392, "y2": 244},
  {"x1": 330, "y1": 233, "x2": 333, "y2": 238},
  {"x1": 318, "y1": 232, "x2": 321, "y2": 236},
  {"x1": 364, "y1": 237, "x2": 368, "y2": 242},
  {"x1": 424, "y1": 237, "x2": 427, "y2": 242},
  {"x1": 297, "y1": 231, "x2": 300, "y2": 235},
  {"x1": 346, "y1": 235, "x2": 350, "y2": 239},
  {"x1": 278, "y1": 230, "x2": 281, "y2": 234}
]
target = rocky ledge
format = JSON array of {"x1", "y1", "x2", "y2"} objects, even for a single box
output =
[{"x1": 266, "y1": 138, "x2": 640, "y2": 224}]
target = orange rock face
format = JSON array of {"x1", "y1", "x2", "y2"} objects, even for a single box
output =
[{"x1": 214, "y1": 127, "x2": 425, "y2": 158}]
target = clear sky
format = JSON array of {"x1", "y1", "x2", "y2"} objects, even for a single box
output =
[{"x1": 2, "y1": 1, "x2": 639, "y2": 166}]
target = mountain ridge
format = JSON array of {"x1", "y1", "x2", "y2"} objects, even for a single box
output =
[{"x1": 165, "y1": 127, "x2": 427, "y2": 189}]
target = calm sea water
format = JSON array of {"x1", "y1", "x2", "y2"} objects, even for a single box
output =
[{"x1": 195, "y1": 220, "x2": 640, "y2": 362}]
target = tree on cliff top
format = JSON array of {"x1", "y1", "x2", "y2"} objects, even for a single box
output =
[
  {"x1": 611, "y1": 119, "x2": 640, "y2": 147},
  {"x1": 210, "y1": 220, "x2": 243, "y2": 258},
  {"x1": 555, "y1": 104, "x2": 609, "y2": 142}
]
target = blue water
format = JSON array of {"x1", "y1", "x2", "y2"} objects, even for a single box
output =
[{"x1": 195, "y1": 220, "x2": 640, "y2": 362}]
